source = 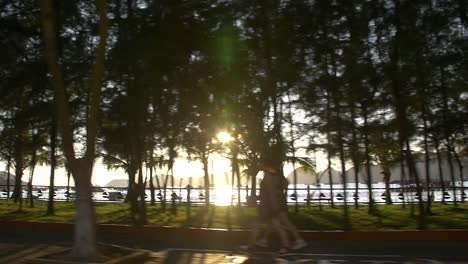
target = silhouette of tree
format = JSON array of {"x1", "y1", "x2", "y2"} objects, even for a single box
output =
[{"x1": 41, "y1": 0, "x2": 109, "y2": 259}]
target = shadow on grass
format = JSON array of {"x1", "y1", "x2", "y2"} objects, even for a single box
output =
[
  {"x1": 184, "y1": 206, "x2": 192, "y2": 227},
  {"x1": 187, "y1": 207, "x2": 207, "y2": 227},
  {"x1": 1, "y1": 209, "x2": 31, "y2": 221},
  {"x1": 97, "y1": 208, "x2": 133, "y2": 225},
  {"x1": 447, "y1": 206, "x2": 468, "y2": 213},
  {"x1": 235, "y1": 207, "x2": 254, "y2": 230},
  {"x1": 294, "y1": 209, "x2": 348, "y2": 230},
  {"x1": 205, "y1": 206, "x2": 216, "y2": 228},
  {"x1": 428, "y1": 214, "x2": 468, "y2": 229}
]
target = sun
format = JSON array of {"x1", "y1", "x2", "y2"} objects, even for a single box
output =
[
  {"x1": 213, "y1": 185, "x2": 234, "y2": 206},
  {"x1": 217, "y1": 131, "x2": 233, "y2": 143}
]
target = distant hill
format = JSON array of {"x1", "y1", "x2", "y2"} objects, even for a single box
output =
[
  {"x1": 104, "y1": 179, "x2": 128, "y2": 187},
  {"x1": 286, "y1": 166, "x2": 317, "y2": 185},
  {"x1": 103, "y1": 156, "x2": 468, "y2": 187},
  {"x1": 345, "y1": 156, "x2": 468, "y2": 184},
  {"x1": 104, "y1": 175, "x2": 207, "y2": 188},
  {"x1": 316, "y1": 167, "x2": 342, "y2": 184},
  {"x1": 293, "y1": 156, "x2": 468, "y2": 185},
  {"x1": 0, "y1": 171, "x2": 27, "y2": 186}
]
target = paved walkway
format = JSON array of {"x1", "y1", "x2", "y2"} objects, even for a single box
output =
[
  {"x1": 0, "y1": 243, "x2": 67, "y2": 264},
  {"x1": 154, "y1": 248, "x2": 468, "y2": 264},
  {"x1": 1, "y1": 222, "x2": 468, "y2": 263},
  {"x1": 2, "y1": 243, "x2": 468, "y2": 264}
]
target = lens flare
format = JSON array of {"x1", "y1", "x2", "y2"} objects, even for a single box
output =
[{"x1": 217, "y1": 131, "x2": 233, "y2": 143}]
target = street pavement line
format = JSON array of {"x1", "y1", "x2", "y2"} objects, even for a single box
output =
[
  {"x1": 164, "y1": 248, "x2": 401, "y2": 258},
  {"x1": 0, "y1": 244, "x2": 46, "y2": 263}
]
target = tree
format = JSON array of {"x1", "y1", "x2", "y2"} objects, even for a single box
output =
[
  {"x1": 387, "y1": 0, "x2": 426, "y2": 228},
  {"x1": 370, "y1": 122, "x2": 400, "y2": 205},
  {"x1": 40, "y1": 0, "x2": 108, "y2": 259},
  {"x1": 47, "y1": 113, "x2": 57, "y2": 215}
]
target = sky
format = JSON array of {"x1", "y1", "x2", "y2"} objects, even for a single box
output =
[{"x1": 1, "y1": 151, "x2": 331, "y2": 187}]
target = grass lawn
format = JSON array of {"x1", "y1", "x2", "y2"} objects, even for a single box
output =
[{"x1": 0, "y1": 200, "x2": 467, "y2": 230}]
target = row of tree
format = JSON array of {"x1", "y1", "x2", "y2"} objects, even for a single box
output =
[{"x1": 0, "y1": 0, "x2": 467, "y2": 260}]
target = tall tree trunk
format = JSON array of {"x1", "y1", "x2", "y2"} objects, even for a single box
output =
[
  {"x1": 350, "y1": 106, "x2": 360, "y2": 209},
  {"x1": 337, "y1": 125, "x2": 350, "y2": 230},
  {"x1": 171, "y1": 168, "x2": 179, "y2": 214},
  {"x1": 202, "y1": 152, "x2": 210, "y2": 206},
  {"x1": 391, "y1": 0, "x2": 425, "y2": 229},
  {"x1": 327, "y1": 146, "x2": 334, "y2": 207},
  {"x1": 434, "y1": 140, "x2": 446, "y2": 202},
  {"x1": 249, "y1": 167, "x2": 258, "y2": 206},
  {"x1": 137, "y1": 163, "x2": 147, "y2": 224},
  {"x1": 6, "y1": 156, "x2": 11, "y2": 198},
  {"x1": 362, "y1": 105, "x2": 374, "y2": 213},
  {"x1": 28, "y1": 129, "x2": 38, "y2": 208},
  {"x1": 164, "y1": 144, "x2": 176, "y2": 211},
  {"x1": 427, "y1": 99, "x2": 447, "y2": 203},
  {"x1": 382, "y1": 166, "x2": 393, "y2": 205},
  {"x1": 126, "y1": 166, "x2": 136, "y2": 203},
  {"x1": 12, "y1": 123, "x2": 26, "y2": 209},
  {"x1": 211, "y1": 157, "x2": 215, "y2": 197},
  {"x1": 170, "y1": 162, "x2": 177, "y2": 214},
  {"x1": 154, "y1": 167, "x2": 161, "y2": 193},
  {"x1": 127, "y1": 167, "x2": 138, "y2": 223},
  {"x1": 344, "y1": 5, "x2": 361, "y2": 210},
  {"x1": 291, "y1": 158, "x2": 298, "y2": 212},
  {"x1": 231, "y1": 159, "x2": 235, "y2": 206},
  {"x1": 41, "y1": 0, "x2": 108, "y2": 259},
  {"x1": 444, "y1": 142, "x2": 457, "y2": 206},
  {"x1": 415, "y1": 46, "x2": 433, "y2": 214},
  {"x1": 333, "y1": 91, "x2": 350, "y2": 229},
  {"x1": 28, "y1": 149, "x2": 36, "y2": 208},
  {"x1": 422, "y1": 116, "x2": 432, "y2": 214},
  {"x1": 405, "y1": 139, "x2": 426, "y2": 229},
  {"x1": 287, "y1": 92, "x2": 299, "y2": 213},
  {"x1": 440, "y1": 67, "x2": 458, "y2": 206},
  {"x1": 232, "y1": 149, "x2": 241, "y2": 206},
  {"x1": 326, "y1": 92, "x2": 335, "y2": 208},
  {"x1": 450, "y1": 142, "x2": 464, "y2": 203},
  {"x1": 12, "y1": 166, "x2": 24, "y2": 209},
  {"x1": 71, "y1": 159, "x2": 97, "y2": 259},
  {"x1": 149, "y1": 162, "x2": 155, "y2": 205},
  {"x1": 399, "y1": 144, "x2": 408, "y2": 209},
  {"x1": 236, "y1": 157, "x2": 241, "y2": 206},
  {"x1": 162, "y1": 165, "x2": 170, "y2": 212},
  {"x1": 47, "y1": 119, "x2": 56, "y2": 215},
  {"x1": 66, "y1": 165, "x2": 71, "y2": 202}
]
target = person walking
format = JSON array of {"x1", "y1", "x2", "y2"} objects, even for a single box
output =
[
  {"x1": 240, "y1": 159, "x2": 307, "y2": 254},
  {"x1": 266, "y1": 164, "x2": 307, "y2": 253},
  {"x1": 240, "y1": 167, "x2": 289, "y2": 252},
  {"x1": 263, "y1": 162, "x2": 307, "y2": 254}
]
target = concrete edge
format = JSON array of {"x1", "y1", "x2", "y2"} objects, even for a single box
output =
[{"x1": 1, "y1": 221, "x2": 467, "y2": 241}]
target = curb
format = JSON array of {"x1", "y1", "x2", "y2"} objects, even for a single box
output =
[{"x1": 1, "y1": 221, "x2": 467, "y2": 241}]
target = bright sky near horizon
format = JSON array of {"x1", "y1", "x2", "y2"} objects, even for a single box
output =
[{"x1": 0, "y1": 151, "x2": 330, "y2": 187}]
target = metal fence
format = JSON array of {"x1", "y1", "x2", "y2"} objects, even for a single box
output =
[{"x1": 1, "y1": 184, "x2": 466, "y2": 206}]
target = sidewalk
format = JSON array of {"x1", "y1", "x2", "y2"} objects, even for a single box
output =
[
  {"x1": 2, "y1": 221, "x2": 468, "y2": 242},
  {"x1": 1, "y1": 221, "x2": 468, "y2": 263},
  {"x1": 2, "y1": 243, "x2": 468, "y2": 263}
]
